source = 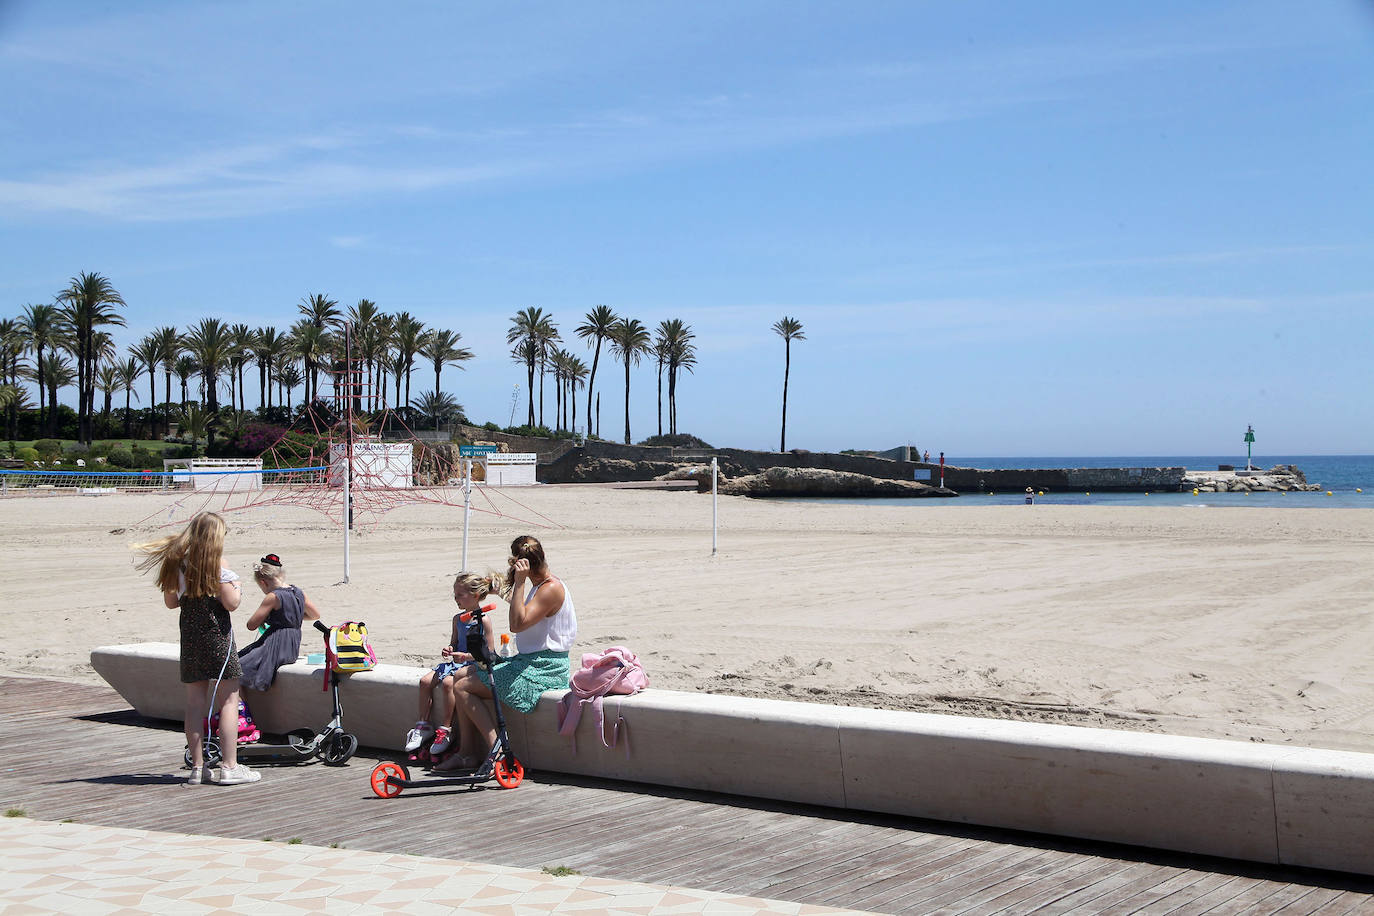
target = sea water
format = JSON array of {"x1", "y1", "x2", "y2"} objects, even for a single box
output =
[{"x1": 819, "y1": 455, "x2": 1374, "y2": 509}]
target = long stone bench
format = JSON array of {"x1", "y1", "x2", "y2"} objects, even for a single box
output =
[{"x1": 90, "y1": 643, "x2": 1374, "y2": 876}]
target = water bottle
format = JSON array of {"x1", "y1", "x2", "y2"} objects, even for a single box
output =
[{"x1": 498, "y1": 633, "x2": 515, "y2": 659}]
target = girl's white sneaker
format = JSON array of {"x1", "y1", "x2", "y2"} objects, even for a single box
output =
[{"x1": 214, "y1": 764, "x2": 261, "y2": 785}]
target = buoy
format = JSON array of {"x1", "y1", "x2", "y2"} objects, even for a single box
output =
[
  {"x1": 1358, "y1": 488, "x2": 1364, "y2": 493},
  {"x1": 1327, "y1": 491, "x2": 1333, "y2": 496},
  {"x1": 1037, "y1": 491, "x2": 1044, "y2": 496},
  {"x1": 1192, "y1": 488, "x2": 1198, "y2": 495},
  {"x1": 1085, "y1": 492, "x2": 1090, "y2": 496}
]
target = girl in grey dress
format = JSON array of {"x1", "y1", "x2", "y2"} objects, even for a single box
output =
[{"x1": 239, "y1": 553, "x2": 323, "y2": 692}]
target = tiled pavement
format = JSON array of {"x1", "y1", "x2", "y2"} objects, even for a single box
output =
[{"x1": 0, "y1": 817, "x2": 870, "y2": 915}]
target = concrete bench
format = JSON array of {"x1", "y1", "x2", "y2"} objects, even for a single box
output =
[{"x1": 91, "y1": 643, "x2": 1374, "y2": 876}]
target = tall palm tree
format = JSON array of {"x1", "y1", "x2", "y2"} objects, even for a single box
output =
[
  {"x1": 419, "y1": 328, "x2": 474, "y2": 400},
  {"x1": 651, "y1": 334, "x2": 670, "y2": 438},
  {"x1": 389, "y1": 312, "x2": 426, "y2": 424},
  {"x1": 360, "y1": 311, "x2": 394, "y2": 411},
  {"x1": 130, "y1": 335, "x2": 162, "y2": 438},
  {"x1": 113, "y1": 355, "x2": 141, "y2": 437},
  {"x1": 253, "y1": 326, "x2": 286, "y2": 410},
  {"x1": 36, "y1": 355, "x2": 76, "y2": 427},
  {"x1": 660, "y1": 319, "x2": 697, "y2": 436},
  {"x1": 575, "y1": 305, "x2": 617, "y2": 438},
  {"x1": 348, "y1": 299, "x2": 383, "y2": 410},
  {"x1": 229, "y1": 324, "x2": 258, "y2": 416},
  {"x1": 565, "y1": 354, "x2": 588, "y2": 437},
  {"x1": 607, "y1": 317, "x2": 650, "y2": 445},
  {"x1": 19, "y1": 303, "x2": 62, "y2": 436},
  {"x1": 0, "y1": 320, "x2": 24, "y2": 441},
  {"x1": 150, "y1": 326, "x2": 181, "y2": 438},
  {"x1": 56, "y1": 272, "x2": 126, "y2": 444},
  {"x1": 289, "y1": 320, "x2": 329, "y2": 406},
  {"x1": 772, "y1": 316, "x2": 805, "y2": 451},
  {"x1": 506, "y1": 307, "x2": 557, "y2": 428},
  {"x1": 297, "y1": 293, "x2": 340, "y2": 402},
  {"x1": 182, "y1": 318, "x2": 234, "y2": 445}
]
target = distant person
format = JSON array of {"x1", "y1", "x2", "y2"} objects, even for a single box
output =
[
  {"x1": 1025, "y1": 487, "x2": 1035, "y2": 505},
  {"x1": 923, "y1": 450, "x2": 930, "y2": 462},
  {"x1": 133, "y1": 511, "x2": 260, "y2": 786},
  {"x1": 237, "y1": 553, "x2": 323, "y2": 692}
]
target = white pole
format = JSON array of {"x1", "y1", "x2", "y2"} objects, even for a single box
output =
[
  {"x1": 461, "y1": 458, "x2": 472, "y2": 571},
  {"x1": 711, "y1": 457, "x2": 718, "y2": 557}
]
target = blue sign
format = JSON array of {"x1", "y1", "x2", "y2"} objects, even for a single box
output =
[{"x1": 459, "y1": 445, "x2": 500, "y2": 457}]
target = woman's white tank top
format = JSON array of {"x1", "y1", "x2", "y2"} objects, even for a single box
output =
[{"x1": 514, "y1": 576, "x2": 577, "y2": 653}]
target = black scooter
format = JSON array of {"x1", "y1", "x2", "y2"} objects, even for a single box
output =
[
  {"x1": 189, "y1": 620, "x2": 359, "y2": 768},
  {"x1": 370, "y1": 605, "x2": 524, "y2": 795}
]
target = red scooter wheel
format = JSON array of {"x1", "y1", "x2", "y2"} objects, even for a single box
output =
[
  {"x1": 370, "y1": 761, "x2": 407, "y2": 798},
  {"x1": 493, "y1": 757, "x2": 524, "y2": 788}
]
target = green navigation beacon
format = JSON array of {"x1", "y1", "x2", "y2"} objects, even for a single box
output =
[{"x1": 1244, "y1": 424, "x2": 1255, "y2": 470}]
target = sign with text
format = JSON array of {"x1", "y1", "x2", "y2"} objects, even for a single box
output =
[{"x1": 459, "y1": 445, "x2": 501, "y2": 457}]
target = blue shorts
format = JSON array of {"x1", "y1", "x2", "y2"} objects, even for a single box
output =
[{"x1": 431, "y1": 660, "x2": 475, "y2": 681}]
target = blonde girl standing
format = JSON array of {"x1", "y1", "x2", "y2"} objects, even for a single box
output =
[{"x1": 134, "y1": 512, "x2": 260, "y2": 786}]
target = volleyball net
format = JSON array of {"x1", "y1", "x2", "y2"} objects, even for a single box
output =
[{"x1": 0, "y1": 465, "x2": 328, "y2": 496}]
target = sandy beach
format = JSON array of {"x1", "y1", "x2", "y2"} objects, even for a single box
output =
[{"x1": 4, "y1": 485, "x2": 1373, "y2": 754}]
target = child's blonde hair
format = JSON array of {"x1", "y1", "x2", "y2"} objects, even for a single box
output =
[
  {"x1": 254, "y1": 561, "x2": 286, "y2": 585},
  {"x1": 454, "y1": 570, "x2": 506, "y2": 600},
  {"x1": 133, "y1": 512, "x2": 227, "y2": 599}
]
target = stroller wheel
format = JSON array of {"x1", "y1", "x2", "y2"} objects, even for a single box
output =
[
  {"x1": 322, "y1": 732, "x2": 359, "y2": 766},
  {"x1": 370, "y1": 761, "x2": 407, "y2": 798},
  {"x1": 493, "y1": 756, "x2": 524, "y2": 788}
]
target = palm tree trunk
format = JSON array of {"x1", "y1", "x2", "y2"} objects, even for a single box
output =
[
  {"x1": 585, "y1": 343, "x2": 601, "y2": 438},
  {"x1": 148, "y1": 373, "x2": 157, "y2": 438},
  {"x1": 656, "y1": 364, "x2": 663, "y2": 438},
  {"x1": 780, "y1": 343, "x2": 790, "y2": 452},
  {"x1": 526, "y1": 358, "x2": 536, "y2": 427},
  {"x1": 623, "y1": 358, "x2": 631, "y2": 445},
  {"x1": 668, "y1": 366, "x2": 677, "y2": 436}
]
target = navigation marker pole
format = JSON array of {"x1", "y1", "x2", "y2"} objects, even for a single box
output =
[
  {"x1": 711, "y1": 457, "x2": 718, "y2": 557},
  {"x1": 1244, "y1": 425, "x2": 1256, "y2": 471}
]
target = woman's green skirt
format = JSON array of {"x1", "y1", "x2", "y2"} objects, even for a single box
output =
[{"x1": 476, "y1": 649, "x2": 570, "y2": 713}]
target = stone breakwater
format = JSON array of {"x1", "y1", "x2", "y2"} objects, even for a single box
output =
[{"x1": 1182, "y1": 464, "x2": 1320, "y2": 493}]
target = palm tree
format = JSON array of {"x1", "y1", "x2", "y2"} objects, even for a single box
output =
[
  {"x1": 18, "y1": 303, "x2": 62, "y2": 436},
  {"x1": 35, "y1": 355, "x2": 76, "y2": 427},
  {"x1": 113, "y1": 356, "x2": 141, "y2": 437},
  {"x1": 173, "y1": 355, "x2": 199, "y2": 408},
  {"x1": 565, "y1": 354, "x2": 588, "y2": 437},
  {"x1": 388, "y1": 312, "x2": 426, "y2": 425},
  {"x1": 289, "y1": 321, "x2": 329, "y2": 406},
  {"x1": 658, "y1": 319, "x2": 696, "y2": 436},
  {"x1": 412, "y1": 390, "x2": 463, "y2": 432},
  {"x1": 575, "y1": 305, "x2": 617, "y2": 438},
  {"x1": 348, "y1": 299, "x2": 384, "y2": 410},
  {"x1": 507, "y1": 340, "x2": 539, "y2": 427},
  {"x1": 506, "y1": 307, "x2": 557, "y2": 428},
  {"x1": 150, "y1": 326, "x2": 181, "y2": 438},
  {"x1": 0, "y1": 320, "x2": 24, "y2": 440},
  {"x1": 56, "y1": 272, "x2": 126, "y2": 444},
  {"x1": 360, "y1": 311, "x2": 394, "y2": 411},
  {"x1": 297, "y1": 293, "x2": 340, "y2": 401},
  {"x1": 651, "y1": 334, "x2": 670, "y2": 438},
  {"x1": 607, "y1": 317, "x2": 650, "y2": 445},
  {"x1": 182, "y1": 318, "x2": 234, "y2": 446},
  {"x1": 229, "y1": 324, "x2": 258, "y2": 416},
  {"x1": 179, "y1": 404, "x2": 208, "y2": 457},
  {"x1": 97, "y1": 364, "x2": 121, "y2": 422},
  {"x1": 419, "y1": 329, "x2": 474, "y2": 400},
  {"x1": 772, "y1": 316, "x2": 805, "y2": 451},
  {"x1": 130, "y1": 335, "x2": 162, "y2": 438},
  {"x1": 275, "y1": 362, "x2": 303, "y2": 411},
  {"x1": 252, "y1": 326, "x2": 286, "y2": 410}
]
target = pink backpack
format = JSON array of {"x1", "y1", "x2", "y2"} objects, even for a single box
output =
[{"x1": 557, "y1": 646, "x2": 649, "y2": 754}]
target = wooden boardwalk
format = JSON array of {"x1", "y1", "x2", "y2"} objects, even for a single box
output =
[{"x1": 3, "y1": 676, "x2": 1372, "y2": 914}]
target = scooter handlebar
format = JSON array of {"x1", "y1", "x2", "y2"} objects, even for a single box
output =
[{"x1": 313, "y1": 620, "x2": 330, "y2": 634}]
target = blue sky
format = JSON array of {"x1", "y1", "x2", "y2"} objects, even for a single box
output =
[{"x1": 2, "y1": 1, "x2": 1372, "y2": 457}]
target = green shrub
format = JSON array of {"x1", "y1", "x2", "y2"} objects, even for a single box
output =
[
  {"x1": 638, "y1": 433, "x2": 713, "y2": 448},
  {"x1": 131, "y1": 445, "x2": 155, "y2": 467},
  {"x1": 16, "y1": 447, "x2": 39, "y2": 465},
  {"x1": 33, "y1": 439, "x2": 62, "y2": 458},
  {"x1": 482, "y1": 421, "x2": 501, "y2": 432},
  {"x1": 107, "y1": 447, "x2": 134, "y2": 468}
]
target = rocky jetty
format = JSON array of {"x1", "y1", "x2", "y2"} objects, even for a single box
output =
[
  {"x1": 1182, "y1": 464, "x2": 1320, "y2": 493},
  {"x1": 660, "y1": 465, "x2": 954, "y2": 498}
]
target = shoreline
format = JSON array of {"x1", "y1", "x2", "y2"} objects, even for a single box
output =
[{"x1": 8, "y1": 487, "x2": 1374, "y2": 755}]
